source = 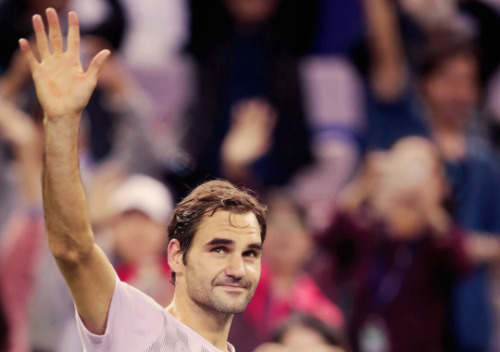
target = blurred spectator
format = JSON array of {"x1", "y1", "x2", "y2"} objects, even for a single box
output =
[
  {"x1": 168, "y1": 0, "x2": 314, "y2": 197},
  {"x1": 399, "y1": 0, "x2": 500, "y2": 85},
  {"x1": 106, "y1": 174, "x2": 175, "y2": 307},
  {"x1": 0, "y1": 49, "x2": 33, "y2": 229},
  {"x1": 0, "y1": 82, "x2": 46, "y2": 351},
  {"x1": 253, "y1": 312, "x2": 349, "y2": 352},
  {"x1": 364, "y1": 1, "x2": 500, "y2": 350},
  {"x1": 230, "y1": 190, "x2": 344, "y2": 352},
  {"x1": 322, "y1": 137, "x2": 471, "y2": 352}
]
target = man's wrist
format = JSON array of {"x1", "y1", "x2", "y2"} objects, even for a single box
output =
[
  {"x1": 43, "y1": 113, "x2": 82, "y2": 150},
  {"x1": 43, "y1": 111, "x2": 83, "y2": 125}
]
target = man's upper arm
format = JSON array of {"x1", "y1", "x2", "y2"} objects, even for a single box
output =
[{"x1": 56, "y1": 243, "x2": 116, "y2": 335}]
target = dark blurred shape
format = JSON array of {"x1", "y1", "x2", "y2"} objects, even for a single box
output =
[
  {"x1": 187, "y1": 0, "x2": 318, "y2": 58},
  {"x1": 0, "y1": 291, "x2": 8, "y2": 352},
  {"x1": 81, "y1": 0, "x2": 126, "y2": 51},
  {"x1": 458, "y1": 0, "x2": 500, "y2": 86},
  {"x1": 312, "y1": 0, "x2": 364, "y2": 56}
]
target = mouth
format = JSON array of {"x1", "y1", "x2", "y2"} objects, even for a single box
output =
[{"x1": 217, "y1": 284, "x2": 247, "y2": 293}]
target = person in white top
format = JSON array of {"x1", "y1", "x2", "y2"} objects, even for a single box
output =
[{"x1": 19, "y1": 8, "x2": 267, "y2": 352}]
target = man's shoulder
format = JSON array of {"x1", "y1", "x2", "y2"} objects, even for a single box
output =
[{"x1": 77, "y1": 279, "x2": 167, "y2": 352}]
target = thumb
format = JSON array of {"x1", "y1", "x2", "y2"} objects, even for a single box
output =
[{"x1": 85, "y1": 49, "x2": 111, "y2": 81}]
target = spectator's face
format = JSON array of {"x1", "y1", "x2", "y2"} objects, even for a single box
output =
[
  {"x1": 224, "y1": 0, "x2": 280, "y2": 25},
  {"x1": 176, "y1": 211, "x2": 262, "y2": 314},
  {"x1": 422, "y1": 54, "x2": 479, "y2": 129},
  {"x1": 391, "y1": 137, "x2": 445, "y2": 205},
  {"x1": 264, "y1": 199, "x2": 312, "y2": 275},
  {"x1": 371, "y1": 138, "x2": 445, "y2": 238},
  {"x1": 113, "y1": 210, "x2": 166, "y2": 263}
]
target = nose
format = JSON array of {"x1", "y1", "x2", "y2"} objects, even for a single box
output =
[{"x1": 225, "y1": 253, "x2": 246, "y2": 280}]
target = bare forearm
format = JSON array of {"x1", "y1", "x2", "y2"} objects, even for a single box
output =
[
  {"x1": 43, "y1": 115, "x2": 94, "y2": 261},
  {"x1": 365, "y1": 0, "x2": 407, "y2": 100}
]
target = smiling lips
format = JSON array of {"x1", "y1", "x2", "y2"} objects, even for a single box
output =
[
  {"x1": 216, "y1": 284, "x2": 248, "y2": 293},
  {"x1": 219, "y1": 284, "x2": 245, "y2": 289}
]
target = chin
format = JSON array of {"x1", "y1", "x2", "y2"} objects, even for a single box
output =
[{"x1": 211, "y1": 295, "x2": 252, "y2": 314}]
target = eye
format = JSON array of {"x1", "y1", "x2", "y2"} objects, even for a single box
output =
[
  {"x1": 211, "y1": 247, "x2": 227, "y2": 255},
  {"x1": 243, "y1": 250, "x2": 259, "y2": 258}
]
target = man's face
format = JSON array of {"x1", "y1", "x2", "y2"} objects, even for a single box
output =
[
  {"x1": 264, "y1": 199, "x2": 312, "y2": 274},
  {"x1": 422, "y1": 54, "x2": 479, "y2": 128},
  {"x1": 180, "y1": 210, "x2": 262, "y2": 314},
  {"x1": 224, "y1": 0, "x2": 280, "y2": 25}
]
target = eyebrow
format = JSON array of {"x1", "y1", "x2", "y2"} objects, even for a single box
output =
[
  {"x1": 206, "y1": 238, "x2": 234, "y2": 247},
  {"x1": 247, "y1": 243, "x2": 263, "y2": 251}
]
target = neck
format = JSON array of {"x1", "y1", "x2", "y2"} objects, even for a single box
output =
[{"x1": 166, "y1": 293, "x2": 233, "y2": 351}]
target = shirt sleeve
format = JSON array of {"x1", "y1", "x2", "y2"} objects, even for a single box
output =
[{"x1": 75, "y1": 275, "x2": 165, "y2": 352}]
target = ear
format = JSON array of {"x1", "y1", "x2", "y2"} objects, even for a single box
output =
[{"x1": 168, "y1": 239, "x2": 184, "y2": 276}]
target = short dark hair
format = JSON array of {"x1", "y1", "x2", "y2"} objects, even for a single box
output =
[
  {"x1": 271, "y1": 312, "x2": 349, "y2": 350},
  {"x1": 417, "y1": 29, "x2": 479, "y2": 81},
  {"x1": 168, "y1": 179, "x2": 267, "y2": 283}
]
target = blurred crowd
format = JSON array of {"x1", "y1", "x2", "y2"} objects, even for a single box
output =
[{"x1": 1, "y1": 0, "x2": 500, "y2": 351}]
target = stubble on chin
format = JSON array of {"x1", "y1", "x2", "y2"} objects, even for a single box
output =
[
  {"x1": 206, "y1": 283, "x2": 255, "y2": 314},
  {"x1": 187, "y1": 279, "x2": 256, "y2": 315}
]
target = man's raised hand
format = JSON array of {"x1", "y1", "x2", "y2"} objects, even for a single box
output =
[{"x1": 18, "y1": 8, "x2": 110, "y2": 120}]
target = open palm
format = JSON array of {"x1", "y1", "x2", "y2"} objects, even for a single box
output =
[{"x1": 19, "y1": 8, "x2": 109, "y2": 119}]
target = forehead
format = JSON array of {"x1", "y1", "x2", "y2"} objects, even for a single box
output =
[
  {"x1": 429, "y1": 54, "x2": 478, "y2": 79},
  {"x1": 193, "y1": 210, "x2": 261, "y2": 244}
]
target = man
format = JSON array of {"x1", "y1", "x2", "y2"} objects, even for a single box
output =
[{"x1": 19, "y1": 8, "x2": 267, "y2": 352}]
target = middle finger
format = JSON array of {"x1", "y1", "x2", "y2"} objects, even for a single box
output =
[{"x1": 46, "y1": 8, "x2": 63, "y2": 55}]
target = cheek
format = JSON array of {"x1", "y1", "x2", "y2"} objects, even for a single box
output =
[
  {"x1": 427, "y1": 81, "x2": 448, "y2": 104},
  {"x1": 188, "y1": 252, "x2": 226, "y2": 281},
  {"x1": 246, "y1": 261, "x2": 262, "y2": 285}
]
